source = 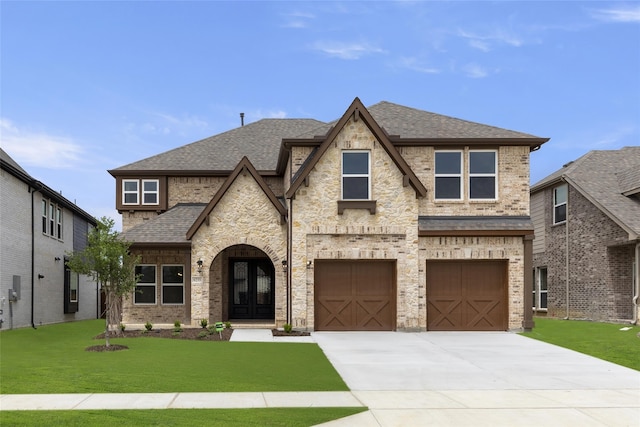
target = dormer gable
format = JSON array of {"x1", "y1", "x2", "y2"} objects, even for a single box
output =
[
  {"x1": 285, "y1": 97, "x2": 427, "y2": 200},
  {"x1": 186, "y1": 156, "x2": 287, "y2": 239}
]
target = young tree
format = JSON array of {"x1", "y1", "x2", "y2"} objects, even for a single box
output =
[{"x1": 66, "y1": 217, "x2": 140, "y2": 347}]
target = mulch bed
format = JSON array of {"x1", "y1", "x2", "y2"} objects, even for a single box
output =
[{"x1": 87, "y1": 328, "x2": 310, "y2": 352}]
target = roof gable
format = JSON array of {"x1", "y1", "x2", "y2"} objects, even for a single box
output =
[
  {"x1": 285, "y1": 97, "x2": 427, "y2": 199},
  {"x1": 186, "y1": 156, "x2": 287, "y2": 239}
]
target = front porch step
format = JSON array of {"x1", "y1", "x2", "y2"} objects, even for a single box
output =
[{"x1": 229, "y1": 320, "x2": 276, "y2": 329}]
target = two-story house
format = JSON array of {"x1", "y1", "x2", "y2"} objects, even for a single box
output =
[
  {"x1": 1, "y1": 148, "x2": 99, "y2": 329},
  {"x1": 110, "y1": 98, "x2": 548, "y2": 331},
  {"x1": 531, "y1": 146, "x2": 640, "y2": 323}
]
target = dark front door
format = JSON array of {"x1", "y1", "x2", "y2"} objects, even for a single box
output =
[{"x1": 230, "y1": 259, "x2": 274, "y2": 319}]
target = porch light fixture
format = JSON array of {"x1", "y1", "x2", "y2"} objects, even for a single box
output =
[
  {"x1": 197, "y1": 258, "x2": 203, "y2": 273},
  {"x1": 281, "y1": 260, "x2": 287, "y2": 273},
  {"x1": 307, "y1": 260, "x2": 313, "y2": 269}
]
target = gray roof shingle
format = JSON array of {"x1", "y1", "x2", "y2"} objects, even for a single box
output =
[
  {"x1": 419, "y1": 216, "x2": 534, "y2": 233},
  {"x1": 111, "y1": 100, "x2": 544, "y2": 173},
  {"x1": 531, "y1": 146, "x2": 640, "y2": 238},
  {"x1": 121, "y1": 203, "x2": 206, "y2": 244}
]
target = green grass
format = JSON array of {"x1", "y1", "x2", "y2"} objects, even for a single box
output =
[
  {"x1": 0, "y1": 320, "x2": 348, "y2": 394},
  {"x1": 0, "y1": 408, "x2": 367, "y2": 427},
  {"x1": 520, "y1": 317, "x2": 640, "y2": 371}
]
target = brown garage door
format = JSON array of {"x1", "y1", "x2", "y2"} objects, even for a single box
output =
[
  {"x1": 427, "y1": 261, "x2": 507, "y2": 331},
  {"x1": 315, "y1": 260, "x2": 395, "y2": 331}
]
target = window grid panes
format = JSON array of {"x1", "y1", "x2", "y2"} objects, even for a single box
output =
[
  {"x1": 42, "y1": 200, "x2": 48, "y2": 234},
  {"x1": 469, "y1": 151, "x2": 497, "y2": 200},
  {"x1": 533, "y1": 267, "x2": 548, "y2": 310},
  {"x1": 134, "y1": 265, "x2": 156, "y2": 304},
  {"x1": 49, "y1": 203, "x2": 55, "y2": 237},
  {"x1": 342, "y1": 151, "x2": 370, "y2": 200},
  {"x1": 123, "y1": 180, "x2": 139, "y2": 205},
  {"x1": 553, "y1": 185, "x2": 567, "y2": 224},
  {"x1": 142, "y1": 180, "x2": 159, "y2": 205},
  {"x1": 56, "y1": 207, "x2": 63, "y2": 239},
  {"x1": 162, "y1": 265, "x2": 184, "y2": 305},
  {"x1": 435, "y1": 151, "x2": 462, "y2": 199}
]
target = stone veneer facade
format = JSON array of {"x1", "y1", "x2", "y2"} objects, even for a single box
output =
[{"x1": 119, "y1": 107, "x2": 534, "y2": 331}]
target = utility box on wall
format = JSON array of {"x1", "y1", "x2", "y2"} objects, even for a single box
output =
[{"x1": 9, "y1": 275, "x2": 21, "y2": 301}]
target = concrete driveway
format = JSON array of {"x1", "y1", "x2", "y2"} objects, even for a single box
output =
[{"x1": 312, "y1": 331, "x2": 640, "y2": 426}]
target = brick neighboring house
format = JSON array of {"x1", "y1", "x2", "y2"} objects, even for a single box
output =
[
  {"x1": 110, "y1": 98, "x2": 549, "y2": 331},
  {"x1": 530, "y1": 146, "x2": 640, "y2": 322},
  {"x1": 0, "y1": 148, "x2": 99, "y2": 329}
]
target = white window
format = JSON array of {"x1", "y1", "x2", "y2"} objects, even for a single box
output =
[
  {"x1": 435, "y1": 151, "x2": 462, "y2": 200},
  {"x1": 469, "y1": 150, "x2": 497, "y2": 200},
  {"x1": 134, "y1": 265, "x2": 156, "y2": 304},
  {"x1": 49, "y1": 202, "x2": 55, "y2": 237},
  {"x1": 162, "y1": 265, "x2": 184, "y2": 305},
  {"x1": 142, "y1": 179, "x2": 159, "y2": 205},
  {"x1": 56, "y1": 207, "x2": 63, "y2": 239},
  {"x1": 553, "y1": 184, "x2": 567, "y2": 224},
  {"x1": 533, "y1": 267, "x2": 548, "y2": 310},
  {"x1": 342, "y1": 151, "x2": 370, "y2": 200},
  {"x1": 42, "y1": 200, "x2": 48, "y2": 234},
  {"x1": 123, "y1": 180, "x2": 139, "y2": 205}
]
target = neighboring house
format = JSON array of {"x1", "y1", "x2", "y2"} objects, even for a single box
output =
[
  {"x1": 110, "y1": 98, "x2": 548, "y2": 332},
  {"x1": 0, "y1": 148, "x2": 99, "y2": 329},
  {"x1": 530, "y1": 147, "x2": 640, "y2": 323}
]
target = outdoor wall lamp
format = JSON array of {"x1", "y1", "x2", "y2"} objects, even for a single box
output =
[
  {"x1": 281, "y1": 260, "x2": 287, "y2": 273},
  {"x1": 196, "y1": 259, "x2": 203, "y2": 273},
  {"x1": 307, "y1": 260, "x2": 313, "y2": 269},
  {"x1": 54, "y1": 257, "x2": 61, "y2": 262},
  {"x1": 38, "y1": 274, "x2": 45, "y2": 279}
]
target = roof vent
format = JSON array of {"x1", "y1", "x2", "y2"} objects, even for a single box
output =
[
  {"x1": 562, "y1": 161, "x2": 574, "y2": 168},
  {"x1": 240, "y1": 112, "x2": 244, "y2": 127}
]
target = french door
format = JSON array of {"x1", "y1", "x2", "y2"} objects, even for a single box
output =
[{"x1": 229, "y1": 259, "x2": 274, "y2": 319}]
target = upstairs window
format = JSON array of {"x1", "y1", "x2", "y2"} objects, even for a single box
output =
[
  {"x1": 56, "y1": 207, "x2": 63, "y2": 239},
  {"x1": 469, "y1": 150, "x2": 497, "y2": 200},
  {"x1": 435, "y1": 151, "x2": 462, "y2": 199},
  {"x1": 123, "y1": 180, "x2": 139, "y2": 205},
  {"x1": 142, "y1": 180, "x2": 159, "y2": 205},
  {"x1": 49, "y1": 202, "x2": 55, "y2": 237},
  {"x1": 134, "y1": 265, "x2": 156, "y2": 304},
  {"x1": 342, "y1": 151, "x2": 370, "y2": 200},
  {"x1": 553, "y1": 184, "x2": 567, "y2": 224},
  {"x1": 42, "y1": 200, "x2": 48, "y2": 234},
  {"x1": 122, "y1": 179, "x2": 160, "y2": 206}
]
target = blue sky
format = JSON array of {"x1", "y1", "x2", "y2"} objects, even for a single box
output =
[{"x1": 1, "y1": 1, "x2": 638, "y2": 229}]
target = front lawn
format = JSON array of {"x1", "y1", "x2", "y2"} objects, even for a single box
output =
[
  {"x1": 0, "y1": 320, "x2": 348, "y2": 394},
  {"x1": 1, "y1": 408, "x2": 367, "y2": 427},
  {"x1": 520, "y1": 317, "x2": 640, "y2": 371}
]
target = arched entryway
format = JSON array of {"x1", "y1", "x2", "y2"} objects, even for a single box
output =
[{"x1": 209, "y1": 244, "x2": 275, "y2": 322}]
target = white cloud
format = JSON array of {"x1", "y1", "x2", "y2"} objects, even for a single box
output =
[
  {"x1": 397, "y1": 57, "x2": 440, "y2": 74},
  {"x1": 282, "y1": 11, "x2": 315, "y2": 28},
  {"x1": 0, "y1": 118, "x2": 83, "y2": 169},
  {"x1": 312, "y1": 41, "x2": 386, "y2": 60},
  {"x1": 249, "y1": 109, "x2": 288, "y2": 120},
  {"x1": 458, "y1": 28, "x2": 524, "y2": 51},
  {"x1": 462, "y1": 63, "x2": 489, "y2": 78},
  {"x1": 590, "y1": 5, "x2": 640, "y2": 23},
  {"x1": 125, "y1": 111, "x2": 210, "y2": 139}
]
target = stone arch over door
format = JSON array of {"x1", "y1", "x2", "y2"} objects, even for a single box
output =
[{"x1": 202, "y1": 241, "x2": 284, "y2": 324}]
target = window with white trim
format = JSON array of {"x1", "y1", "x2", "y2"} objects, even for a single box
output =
[
  {"x1": 553, "y1": 184, "x2": 567, "y2": 224},
  {"x1": 162, "y1": 265, "x2": 184, "y2": 305},
  {"x1": 533, "y1": 267, "x2": 548, "y2": 310},
  {"x1": 134, "y1": 265, "x2": 156, "y2": 304},
  {"x1": 469, "y1": 150, "x2": 497, "y2": 200},
  {"x1": 42, "y1": 200, "x2": 48, "y2": 234},
  {"x1": 435, "y1": 151, "x2": 462, "y2": 200},
  {"x1": 142, "y1": 180, "x2": 159, "y2": 205},
  {"x1": 49, "y1": 202, "x2": 55, "y2": 237},
  {"x1": 56, "y1": 207, "x2": 63, "y2": 239},
  {"x1": 342, "y1": 151, "x2": 370, "y2": 200},
  {"x1": 123, "y1": 180, "x2": 139, "y2": 205}
]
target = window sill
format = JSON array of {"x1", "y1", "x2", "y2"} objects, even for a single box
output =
[{"x1": 337, "y1": 200, "x2": 376, "y2": 215}]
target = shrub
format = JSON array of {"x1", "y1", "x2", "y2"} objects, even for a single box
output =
[
  {"x1": 119, "y1": 323, "x2": 126, "y2": 332},
  {"x1": 144, "y1": 321, "x2": 153, "y2": 331},
  {"x1": 283, "y1": 323, "x2": 292, "y2": 333},
  {"x1": 198, "y1": 331, "x2": 209, "y2": 339},
  {"x1": 200, "y1": 319, "x2": 208, "y2": 329},
  {"x1": 224, "y1": 321, "x2": 232, "y2": 329},
  {"x1": 173, "y1": 320, "x2": 182, "y2": 333},
  {"x1": 207, "y1": 325, "x2": 216, "y2": 335}
]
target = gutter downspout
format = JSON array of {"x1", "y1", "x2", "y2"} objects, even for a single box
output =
[
  {"x1": 30, "y1": 183, "x2": 37, "y2": 329},
  {"x1": 634, "y1": 242, "x2": 640, "y2": 324},
  {"x1": 287, "y1": 197, "x2": 292, "y2": 325},
  {"x1": 564, "y1": 178, "x2": 570, "y2": 320}
]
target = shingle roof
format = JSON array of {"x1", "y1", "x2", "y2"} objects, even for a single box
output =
[
  {"x1": 121, "y1": 203, "x2": 206, "y2": 245},
  {"x1": 111, "y1": 100, "x2": 546, "y2": 174},
  {"x1": 418, "y1": 216, "x2": 534, "y2": 236},
  {"x1": 110, "y1": 119, "x2": 326, "y2": 173},
  {"x1": 1, "y1": 148, "x2": 32, "y2": 180},
  {"x1": 531, "y1": 146, "x2": 640, "y2": 238}
]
